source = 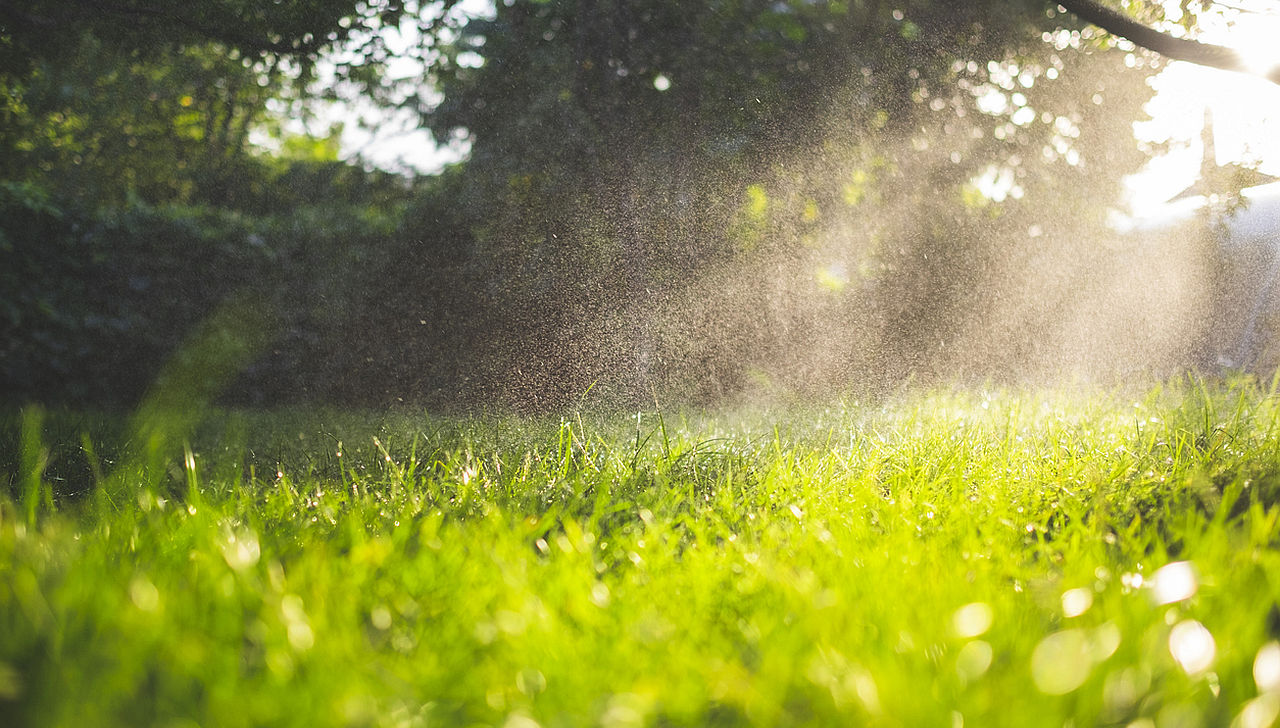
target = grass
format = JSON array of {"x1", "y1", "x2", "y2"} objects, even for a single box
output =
[{"x1": 4, "y1": 377, "x2": 1280, "y2": 727}]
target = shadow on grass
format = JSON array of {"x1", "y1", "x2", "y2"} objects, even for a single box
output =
[{"x1": 2, "y1": 291, "x2": 277, "y2": 516}]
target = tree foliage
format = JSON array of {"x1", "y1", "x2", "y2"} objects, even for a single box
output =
[
  {"x1": 376, "y1": 0, "x2": 1166, "y2": 406},
  {"x1": 0, "y1": 0, "x2": 467, "y2": 206},
  {"x1": 0, "y1": 1, "x2": 436, "y2": 405},
  {"x1": 0, "y1": 0, "x2": 449, "y2": 76},
  {"x1": 0, "y1": 0, "x2": 1234, "y2": 408}
]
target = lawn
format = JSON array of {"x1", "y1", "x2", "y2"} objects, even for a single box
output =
[{"x1": 4, "y1": 378, "x2": 1280, "y2": 727}]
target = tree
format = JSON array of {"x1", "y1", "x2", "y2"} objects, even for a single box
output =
[
  {"x1": 384, "y1": 0, "x2": 1165, "y2": 406},
  {"x1": 0, "y1": 0, "x2": 468, "y2": 207},
  {"x1": 0, "y1": 1, "x2": 453, "y2": 76},
  {"x1": 0, "y1": 1, "x2": 439, "y2": 407}
]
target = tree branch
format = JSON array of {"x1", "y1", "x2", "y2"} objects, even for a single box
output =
[{"x1": 1055, "y1": 0, "x2": 1280, "y2": 85}]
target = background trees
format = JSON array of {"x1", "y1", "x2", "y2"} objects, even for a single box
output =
[
  {"x1": 0, "y1": 1, "x2": 1208, "y2": 409},
  {"x1": 0, "y1": 1, "x2": 439, "y2": 404},
  {"x1": 384, "y1": 0, "x2": 1167, "y2": 407}
]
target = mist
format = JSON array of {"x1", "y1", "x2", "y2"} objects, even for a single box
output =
[
  {"x1": 360, "y1": 3, "x2": 1258, "y2": 413},
  {"x1": 6, "y1": 0, "x2": 1277, "y2": 413}
]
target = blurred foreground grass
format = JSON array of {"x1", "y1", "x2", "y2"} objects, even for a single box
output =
[{"x1": 4, "y1": 379, "x2": 1280, "y2": 727}]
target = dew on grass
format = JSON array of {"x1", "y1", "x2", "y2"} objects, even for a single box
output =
[
  {"x1": 1253, "y1": 642, "x2": 1280, "y2": 693},
  {"x1": 591, "y1": 582, "x2": 611, "y2": 607},
  {"x1": 951, "y1": 602, "x2": 993, "y2": 638},
  {"x1": 956, "y1": 640, "x2": 994, "y2": 682},
  {"x1": 1169, "y1": 620, "x2": 1215, "y2": 675},
  {"x1": 1149, "y1": 561, "x2": 1197, "y2": 605},
  {"x1": 515, "y1": 668, "x2": 547, "y2": 696},
  {"x1": 129, "y1": 575, "x2": 160, "y2": 612},
  {"x1": 1120, "y1": 572, "x2": 1144, "y2": 592},
  {"x1": 1031, "y1": 629, "x2": 1093, "y2": 694},
  {"x1": 1234, "y1": 694, "x2": 1280, "y2": 728},
  {"x1": 1062, "y1": 587, "x2": 1093, "y2": 617},
  {"x1": 601, "y1": 692, "x2": 652, "y2": 728},
  {"x1": 281, "y1": 594, "x2": 314, "y2": 650},
  {"x1": 486, "y1": 689, "x2": 506, "y2": 711},
  {"x1": 288, "y1": 621, "x2": 315, "y2": 651},
  {"x1": 1096, "y1": 621, "x2": 1122, "y2": 654},
  {"x1": 1104, "y1": 666, "x2": 1152, "y2": 718},
  {"x1": 220, "y1": 525, "x2": 260, "y2": 570},
  {"x1": 502, "y1": 712, "x2": 542, "y2": 728}
]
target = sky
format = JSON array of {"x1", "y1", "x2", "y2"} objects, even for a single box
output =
[
  {"x1": 332, "y1": 0, "x2": 493, "y2": 174},
  {"x1": 332, "y1": 1, "x2": 1280, "y2": 216}
]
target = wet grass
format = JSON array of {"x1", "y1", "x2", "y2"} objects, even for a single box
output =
[{"x1": 4, "y1": 377, "x2": 1280, "y2": 727}]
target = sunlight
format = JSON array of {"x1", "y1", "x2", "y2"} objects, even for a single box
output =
[
  {"x1": 1229, "y1": 8, "x2": 1280, "y2": 76},
  {"x1": 1127, "y1": 1, "x2": 1280, "y2": 217}
]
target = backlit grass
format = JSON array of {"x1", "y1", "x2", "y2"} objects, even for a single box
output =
[{"x1": 4, "y1": 378, "x2": 1280, "y2": 726}]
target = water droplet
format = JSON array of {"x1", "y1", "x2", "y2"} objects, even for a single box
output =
[
  {"x1": 1169, "y1": 620, "x2": 1215, "y2": 675},
  {"x1": 1062, "y1": 587, "x2": 1093, "y2": 618},
  {"x1": 1092, "y1": 622, "x2": 1122, "y2": 662},
  {"x1": 1235, "y1": 694, "x2": 1280, "y2": 728},
  {"x1": 129, "y1": 575, "x2": 160, "y2": 612},
  {"x1": 220, "y1": 525, "x2": 260, "y2": 571},
  {"x1": 1254, "y1": 641, "x2": 1280, "y2": 693},
  {"x1": 951, "y1": 602, "x2": 993, "y2": 638},
  {"x1": 503, "y1": 713, "x2": 541, "y2": 728},
  {"x1": 1031, "y1": 629, "x2": 1093, "y2": 694},
  {"x1": 515, "y1": 669, "x2": 547, "y2": 696},
  {"x1": 591, "y1": 582, "x2": 611, "y2": 608},
  {"x1": 288, "y1": 622, "x2": 315, "y2": 651},
  {"x1": 1149, "y1": 561, "x2": 1197, "y2": 604},
  {"x1": 956, "y1": 640, "x2": 993, "y2": 682}
]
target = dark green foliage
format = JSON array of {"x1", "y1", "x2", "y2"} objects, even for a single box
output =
[
  {"x1": 0, "y1": 166, "x2": 415, "y2": 408},
  {"x1": 0, "y1": 0, "x2": 1201, "y2": 410},
  {"x1": 0, "y1": 0, "x2": 455, "y2": 79}
]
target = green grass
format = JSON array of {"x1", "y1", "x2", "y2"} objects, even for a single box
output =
[{"x1": 5, "y1": 378, "x2": 1280, "y2": 727}]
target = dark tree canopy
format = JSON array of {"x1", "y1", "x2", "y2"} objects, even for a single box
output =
[
  {"x1": 0, "y1": 0, "x2": 1250, "y2": 407},
  {"x1": 0, "y1": 0, "x2": 458, "y2": 75},
  {"x1": 384, "y1": 0, "x2": 1167, "y2": 405}
]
